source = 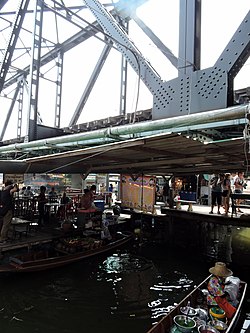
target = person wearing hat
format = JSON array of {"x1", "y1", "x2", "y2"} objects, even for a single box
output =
[{"x1": 207, "y1": 262, "x2": 236, "y2": 319}]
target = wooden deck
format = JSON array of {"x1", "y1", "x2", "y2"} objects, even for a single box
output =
[
  {"x1": 0, "y1": 213, "x2": 132, "y2": 254},
  {"x1": 0, "y1": 228, "x2": 62, "y2": 253},
  {"x1": 121, "y1": 201, "x2": 250, "y2": 227},
  {"x1": 160, "y1": 203, "x2": 250, "y2": 227},
  {"x1": 1, "y1": 203, "x2": 249, "y2": 254}
]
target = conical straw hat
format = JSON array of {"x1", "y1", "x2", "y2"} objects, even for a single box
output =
[{"x1": 209, "y1": 262, "x2": 233, "y2": 277}]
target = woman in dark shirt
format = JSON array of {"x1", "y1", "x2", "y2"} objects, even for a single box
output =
[
  {"x1": 0, "y1": 180, "x2": 19, "y2": 243},
  {"x1": 37, "y1": 185, "x2": 47, "y2": 226}
]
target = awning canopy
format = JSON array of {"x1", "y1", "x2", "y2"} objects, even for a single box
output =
[{"x1": 0, "y1": 133, "x2": 247, "y2": 176}]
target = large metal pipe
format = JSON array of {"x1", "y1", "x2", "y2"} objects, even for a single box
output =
[{"x1": 0, "y1": 104, "x2": 249, "y2": 154}]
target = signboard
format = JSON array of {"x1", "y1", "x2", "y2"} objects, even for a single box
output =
[
  {"x1": 4, "y1": 174, "x2": 24, "y2": 185},
  {"x1": 120, "y1": 174, "x2": 155, "y2": 213}
]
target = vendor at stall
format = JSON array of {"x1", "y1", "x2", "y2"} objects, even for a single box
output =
[
  {"x1": 207, "y1": 262, "x2": 236, "y2": 319},
  {"x1": 80, "y1": 185, "x2": 98, "y2": 210}
]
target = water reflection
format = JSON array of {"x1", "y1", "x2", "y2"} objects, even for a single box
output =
[
  {"x1": 0, "y1": 223, "x2": 249, "y2": 333},
  {"x1": 149, "y1": 271, "x2": 194, "y2": 325},
  {"x1": 97, "y1": 253, "x2": 156, "y2": 320},
  {"x1": 201, "y1": 224, "x2": 233, "y2": 263},
  {"x1": 96, "y1": 252, "x2": 200, "y2": 327},
  {"x1": 231, "y1": 227, "x2": 250, "y2": 270},
  {"x1": 200, "y1": 223, "x2": 250, "y2": 273}
]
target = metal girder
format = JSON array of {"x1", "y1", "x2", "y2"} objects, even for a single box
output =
[
  {"x1": 118, "y1": 0, "x2": 178, "y2": 68},
  {"x1": 235, "y1": 87, "x2": 250, "y2": 104},
  {"x1": 2, "y1": 2, "x2": 145, "y2": 91},
  {"x1": 0, "y1": 0, "x2": 248, "y2": 148},
  {"x1": 0, "y1": 0, "x2": 30, "y2": 94},
  {"x1": 27, "y1": 0, "x2": 44, "y2": 142},
  {"x1": 0, "y1": 3, "x2": 113, "y2": 15},
  {"x1": 23, "y1": 79, "x2": 43, "y2": 125},
  {"x1": 0, "y1": 81, "x2": 20, "y2": 140},
  {"x1": 0, "y1": 0, "x2": 146, "y2": 140},
  {"x1": 17, "y1": 77, "x2": 24, "y2": 139},
  {"x1": 132, "y1": 13, "x2": 178, "y2": 68},
  {"x1": 82, "y1": 0, "x2": 201, "y2": 117},
  {"x1": 189, "y1": 10, "x2": 250, "y2": 112},
  {"x1": 118, "y1": 18, "x2": 129, "y2": 116},
  {"x1": 119, "y1": 46, "x2": 128, "y2": 116},
  {"x1": 83, "y1": 0, "x2": 170, "y2": 112},
  {"x1": 0, "y1": 0, "x2": 9, "y2": 11},
  {"x1": 215, "y1": 12, "x2": 250, "y2": 80},
  {"x1": 54, "y1": 51, "x2": 64, "y2": 128},
  {"x1": 215, "y1": 10, "x2": 250, "y2": 106},
  {"x1": 178, "y1": 0, "x2": 201, "y2": 74},
  {"x1": 154, "y1": 9, "x2": 250, "y2": 119},
  {"x1": 2, "y1": 25, "x2": 99, "y2": 90},
  {"x1": 69, "y1": 42, "x2": 112, "y2": 127},
  {"x1": 83, "y1": 0, "x2": 250, "y2": 120}
]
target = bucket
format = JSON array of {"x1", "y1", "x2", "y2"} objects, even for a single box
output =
[{"x1": 209, "y1": 307, "x2": 226, "y2": 322}]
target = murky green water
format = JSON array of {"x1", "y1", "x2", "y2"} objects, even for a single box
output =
[{"x1": 0, "y1": 223, "x2": 249, "y2": 333}]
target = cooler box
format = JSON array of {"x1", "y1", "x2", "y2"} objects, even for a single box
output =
[
  {"x1": 179, "y1": 191, "x2": 197, "y2": 201},
  {"x1": 94, "y1": 200, "x2": 105, "y2": 211}
]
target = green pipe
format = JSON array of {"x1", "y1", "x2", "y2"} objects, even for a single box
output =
[{"x1": 0, "y1": 104, "x2": 249, "y2": 154}]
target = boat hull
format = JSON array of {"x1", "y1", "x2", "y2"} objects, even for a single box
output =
[
  {"x1": 0, "y1": 231, "x2": 133, "y2": 273},
  {"x1": 146, "y1": 275, "x2": 247, "y2": 333}
]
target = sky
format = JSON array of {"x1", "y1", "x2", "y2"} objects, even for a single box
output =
[{"x1": 0, "y1": 0, "x2": 249, "y2": 140}]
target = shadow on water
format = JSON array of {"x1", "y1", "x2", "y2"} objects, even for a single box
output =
[
  {"x1": 0, "y1": 248, "x2": 157, "y2": 333},
  {"x1": 0, "y1": 221, "x2": 250, "y2": 332}
]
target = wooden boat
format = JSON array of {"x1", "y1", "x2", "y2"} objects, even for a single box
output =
[
  {"x1": 146, "y1": 275, "x2": 247, "y2": 333},
  {"x1": 0, "y1": 231, "x2": 133, "y2": 273}
]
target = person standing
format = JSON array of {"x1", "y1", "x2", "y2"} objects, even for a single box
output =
[
  {"x1": 80, "y1": 188, "x2": 92, "y2": 209},
  {"x1": 233, "y1": 171, "x2": 246, "y2": 213},
  {"x1": 80, "y1": 185, "x2": 98, "y2": 210},
  {"x1": 61, "y1": 191, "x2": 70, "y2": 205},
  {"x1": 24, "y1": 185, "x2": 33, "y2": 197},
  {"x1": 108, "y1": 183, "x2": 113, "y2": 193},
  {"x1": 209, "y1": 173, "x2": 223, "y2": 214},
  {"x1": 0, "y1": 180, "x2": 19, "y2": 243},
  {"x1": 89, "y1": 184, "x2": 97, "y2": 208},
  {"x1": 162, "y1": 181, "x2": 170, "y2": 206},
  {"x1": 37, "y1": 185, "x2": 47, "y2": 227},
  {"x1": 48, "y1": 187, "x2": 57, "y2": 201},
  {"x1": 20, "y1": 186, "x2": 26, "y2": 196},
  {"x1": 222, "y1": 173, "x2": 231, "y2": 216}
]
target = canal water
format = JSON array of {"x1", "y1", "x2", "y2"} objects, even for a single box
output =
[{"x1": 0, "y1": 222, "x2": 249, "y2": 333}]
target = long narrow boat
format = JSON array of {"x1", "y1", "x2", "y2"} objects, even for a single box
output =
[
  {"x1": 0, "y1": 231, "x2": 133, "y2": 273},
  {"x1": 146, "y1": 275, "x2": 247, "y2": 333}
]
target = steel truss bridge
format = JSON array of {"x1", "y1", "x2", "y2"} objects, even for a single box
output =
[{"x1": 0, "y1": 0, "x2": 249, "y2": 175}]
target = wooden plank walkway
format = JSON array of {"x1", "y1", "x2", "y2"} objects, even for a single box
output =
[
  {"x1": 0, "y1": 229, "x2": 61, "y2": 253},
  {"x1": 119, "y1": 201, "x2": 250, "y2": 227},
  {"x1": 1, "y1": 203, "x2": 249, "y2": 253},
  {"x1": 0, "y1": 213, "x2": 132, "y2": 253},
  {"x1": 160, "y1": 203, "x2": 250, "y2": 227}
]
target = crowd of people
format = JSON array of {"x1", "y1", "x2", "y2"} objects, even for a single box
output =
[
  {"x1": 209, "y1": 171, "x2": 247, "y2": 216},
  {"x1": 0, "y1": 173, "x2": 248, "y2": 243},
  {"x1": 0, "y1": 180, "x2": 111, "y2": 242},
  {"x1": 0, "y1": 183, "x2": 73, "y2": 240}
]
